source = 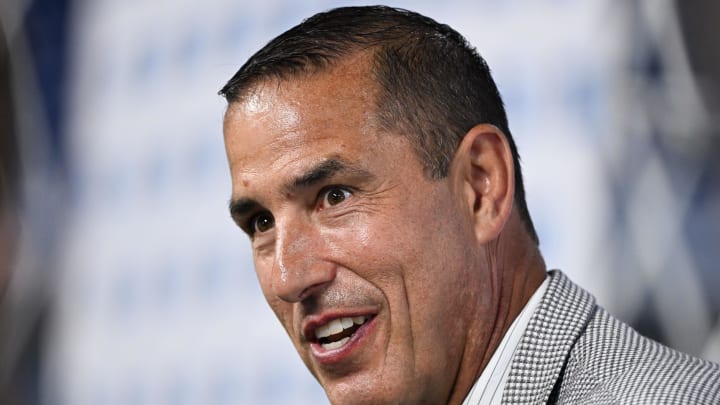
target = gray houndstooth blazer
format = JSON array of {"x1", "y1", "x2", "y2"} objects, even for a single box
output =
[{"x1": 501, "y1": 270, "x2": 720, "y2": 404}]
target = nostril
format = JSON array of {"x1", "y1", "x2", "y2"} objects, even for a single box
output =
[{"x1": 298, "y1": 282, "x2": 330, "y2": 301}]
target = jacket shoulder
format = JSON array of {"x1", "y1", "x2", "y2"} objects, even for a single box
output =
[{"x1": 558, "y1": 306, "x2": 720, "y2": 404}]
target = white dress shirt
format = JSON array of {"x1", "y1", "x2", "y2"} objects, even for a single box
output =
[{"x1": 462, "y1": 277, "x2": 550, "y2": 405}]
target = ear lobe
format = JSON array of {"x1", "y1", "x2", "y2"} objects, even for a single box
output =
[{"x1": 450, "y1": 124, "x2": 515, "y2": 243}]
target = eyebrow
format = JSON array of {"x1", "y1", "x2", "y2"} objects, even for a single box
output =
[
  {"x1": 228, "y1": 158, "x2": 374, "y2": 224},
  {"x1": 229, "y1": 198, "x2": 260, "y2": 224},
  {"x1": 286, "y1": 159, "x2": 351, "y2": 194}
]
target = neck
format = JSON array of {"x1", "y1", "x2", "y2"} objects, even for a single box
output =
[{"x1": 448, "y1": 210, "x2": 546, "y2": 405}]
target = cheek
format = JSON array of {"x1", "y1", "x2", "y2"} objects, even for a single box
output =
[
  {"x1": 388, "y1": 197, "x2": 477, "y2": 311},
  {"x1": 321, "y1": 200, "x2": 446, "y2": 282},
  {"x1": 319, "y1": 216, "x2": 377, "y2": 262},
  {"x1": 253, "y1": 256, "x2": 273, "y2": 298}
]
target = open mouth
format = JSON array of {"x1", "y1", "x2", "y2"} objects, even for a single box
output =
[{"x1": 314, "y1": 315, "x2": 371, "y2": 350}]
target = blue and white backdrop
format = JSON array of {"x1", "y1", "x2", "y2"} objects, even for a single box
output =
[{"x1": 4, "y1": 1, "x2": 718, "y2": 404}]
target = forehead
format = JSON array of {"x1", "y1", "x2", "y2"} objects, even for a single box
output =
[
  {"x1": 222, "y1": 57, "x2": 393, "y2": 195},
  {"x1": 225, "y1": 62, "x2": 377, "y2": 146}
]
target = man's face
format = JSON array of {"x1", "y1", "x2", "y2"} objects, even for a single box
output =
[{"x1": 223, "y1": 60, "x2": 492, "y2": 404}]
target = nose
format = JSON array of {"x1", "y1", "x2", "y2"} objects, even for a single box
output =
[{"x1": 271, "y1": 217, "x2": 337, "y2": 302}]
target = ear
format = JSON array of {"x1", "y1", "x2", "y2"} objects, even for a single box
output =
[{"x1": 449, "y1": 124, "x2": 515, "y2": 243}]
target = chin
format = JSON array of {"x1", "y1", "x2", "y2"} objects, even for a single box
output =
[
  {"x1": 322, "y1": 376, "x2": 429, "y2": 405},
  {"x1": 325, "y1": 391, "x2": 402, "y2": 405}
]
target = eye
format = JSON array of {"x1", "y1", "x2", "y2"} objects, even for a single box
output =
[
  {"x1": 320, "y1": 186, "x2": 352, "y2": 208},
  {"x1": 249, "y1": 212, "x2": 275, "y2": 234}
]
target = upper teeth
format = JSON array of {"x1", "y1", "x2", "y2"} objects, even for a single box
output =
[{"x1": 315, "y1": 316, "x2": 367, "y2": 339}]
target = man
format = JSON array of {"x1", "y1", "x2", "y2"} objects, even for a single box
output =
[{"x1": 220, "y1": 6, "x2": 720, "y2": 404}]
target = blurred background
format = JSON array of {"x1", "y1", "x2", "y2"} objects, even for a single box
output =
[{"x1": 1, "y1": 0, "x2": 718, "y2": 404}]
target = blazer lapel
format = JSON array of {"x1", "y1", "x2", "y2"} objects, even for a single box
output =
[{"x1": 501, "y1": 270, "x2": 596, "y2": 404}]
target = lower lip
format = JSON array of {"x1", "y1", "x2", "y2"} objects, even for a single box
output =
[{"x1": 310, "y1": 316, "x2": 376, "y2": 365}]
